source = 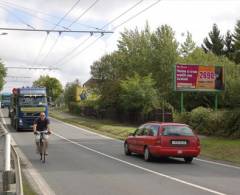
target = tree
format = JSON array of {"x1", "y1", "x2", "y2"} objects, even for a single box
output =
[
  {"x1": 33, "y1": 75, "x2": 63, "y2": 101},
  {"x1": 180, "y1": 31, "x2": 196, "y2": 57},
  {"x1": 0, "y1": 60, "x2": 6, "y2": 91},
  {"x1": 119, "y1": 73, "x2": 159, "y2": 114},
  {"x1": 224, "y1": 30, "x2": 234, "y2": 61},
  {"x1": 202, "y1": 24, "x2": 224, "y2": 56},
  {"x1": 232, "y1": 20, "x2": 240, "y2": 64},
  {"x1": 64, "y1": 79, "x2": 81, "y2": 106}
]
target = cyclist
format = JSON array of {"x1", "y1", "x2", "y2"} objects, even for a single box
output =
[{"x1": 33, "y1": 112, "x2": 51, "y2": 155}]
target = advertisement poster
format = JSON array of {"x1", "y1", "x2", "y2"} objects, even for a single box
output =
[{"x1": 175, "y1": 64, "x2": 224, "y2": 91}]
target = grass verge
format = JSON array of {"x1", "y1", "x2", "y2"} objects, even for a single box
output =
[
  {"x1": 200, "y1": 137, "x2": 240, "y2": 164},
  {"x1": 22, "y1": 172, "x2": 37, "y2": 195},
  {"x1": 50, "y1": 109, "x2": 240, "y2": 166}
]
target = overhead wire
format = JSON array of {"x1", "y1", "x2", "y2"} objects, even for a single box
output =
[
  {"x1": 0, "y1": 5, "x2": 35, "y2": 29},
  {"x1": 52, "y1": 0, "x2": 82, "y2": 30},
  {"x1": 50, "y1": 0, "x2": 102, "y2": 67},
  {"x1": 34, "y1": 0, "x2": 83, "y2": 66},
  {"x1": 51, "y1": 0, "x2": 145, "y2": 67},
  {"x1": 51, "y1": 35, "x2": 92, "y2": 67},
  {"x1": 38, "y1": 33, "x2": 61, "y2": 66},
  {"x1": 0, "y1": 1, "x2": 100, "y2": 30},
  {"x1": 66, "y1": 0, "x2": 100, "y2": 29},
  {"x1": 56, "y1": 34, "x2": 104, "y2": 67},
  {"x1": 101, "y1": 0, "x2": 144, "y2": 30},
  {"x1": 112, "y1": 0, "x2": 161, "y2": 30}
]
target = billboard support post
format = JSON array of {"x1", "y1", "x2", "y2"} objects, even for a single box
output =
[
  {"x1": 215, "y1": 93, "x2": 218, "y2": 111},
  {"x1": 180, "y1": 92, "x2": 184, "y2": 113}
]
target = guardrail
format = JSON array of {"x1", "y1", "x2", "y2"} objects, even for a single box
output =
[{"x1": 1, "y1": 123, "x2": 23, "y2": 195}]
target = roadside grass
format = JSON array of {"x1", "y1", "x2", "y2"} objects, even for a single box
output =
[
  {"x1": 22, "y1": 172, "x2": 36, "y2": 195},
  {"x1": 50, "y1": 109, "x2": 240, "y2": 166},
  {"x1": 200, "y1": 137, "x2": 240, "y2": 164},
  {"x1": 50, "y1": 110, "x2": 136, "y2": 140}
]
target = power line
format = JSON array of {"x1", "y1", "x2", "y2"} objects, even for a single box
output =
[
  {"x1": 57, "y1": 35, "x2": 103, "y2": 67},
  {"x1": 0, "y1": 5, "x2": 35, "y2": 29},
  {"x1": 51, "y1": 35, "x2": 92, "y2": 67},
  {"x1": 53, "y1": 0, "x2": 82, "y2": 30},
  {"x1": 0, "y1": 2, "x2": 68, "y2": 30},
  {"x1": 0, "y1": 27, "x2": 113, "y2": 34},
  {"x1": 67, "y1": 0, "x2": 100, "y2": 28},
  {"x1": 0, "y1": 1, "x2": 100, "y2": 30},
  {"x1": 5, "y1": 66, "x2": 59, "y2": 70},
  {"x1": 32, "y1": 0, "x2": 81, "y2": 67},
  {"x1": 113, "y1": 0, "x2": 161, "y2": 30},
  {"x1": 101, "y1": 0, "x2": 144, "y2": 30},
  {"x1": 39, "y1": 33, "x2": 61, "y2": 66},
  {"x1": 51, "y1": 0, "x2": 144, "y2": 67},
  {"x1": 32, "y1": 32, "x2": 49, "y2": 66}
]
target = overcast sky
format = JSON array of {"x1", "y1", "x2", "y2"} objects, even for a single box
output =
[{"x1": 0, "y1": 0, "x2": 239, "y2": 92}]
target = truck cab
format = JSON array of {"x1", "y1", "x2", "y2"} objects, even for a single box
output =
[{"x1": 10, "y1": 87, "x2": 48, "y2": 131}]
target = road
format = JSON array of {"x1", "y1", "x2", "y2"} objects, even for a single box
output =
[{"x1": 1, "y1": 108, "x2": 240, "y2": 195}]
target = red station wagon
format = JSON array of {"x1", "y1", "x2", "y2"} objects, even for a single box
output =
[{"x1": 124, "y1": 122, "x2": 200, "y2": 163}]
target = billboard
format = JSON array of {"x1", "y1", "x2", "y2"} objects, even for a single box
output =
[{"x1": 174, "y1": 64, "x2": 224, "y2": 91}]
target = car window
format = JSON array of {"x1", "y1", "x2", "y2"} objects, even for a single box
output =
[
  {"x1": 162, "y1": 125, "x2": 194, "y2": 136},
  {"x1": 149, "y1": 125, "x2": 159, "y2": 136},
  {"x1": 135, "y1": 124, "x2": 150, "y2": 136}
]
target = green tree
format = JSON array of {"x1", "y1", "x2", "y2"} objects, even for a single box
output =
[
  {"x1": 202, "y1": 23, "x2": 224, "y2": 56},
  {"x1": 119, "y1": 73, "x2": 159, "y2": 114},
  {"x1": 232, "y1": 20, "x2": 240, "y2": 64},
  {"x1": 180, "y1": 31, "x2": 196, "y2": 57},
  {"x1": 224, "y1": 30, "x2": 234, "y2": 60},
  {"x1": 64, "y1": 79, "x2": 81, "y2": 106},
  {"x1": 33, "y1": 75, "x2": 63, "y2": 101},
  {"x1": 0, "y1": 60, "x2": 6, "y2": 91}
]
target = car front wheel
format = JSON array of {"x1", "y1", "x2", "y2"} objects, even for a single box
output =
[
  {"x1": 144, "y1": 147, "x2": 152, "y2": 161},
  {"x1": 184, "y1": 157, "x2": 193, "y2": 163},
  {"x1": 124, "y1": 142, "x2": 131, "y2": 155}
]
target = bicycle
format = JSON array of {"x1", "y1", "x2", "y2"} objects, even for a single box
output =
[{"x1": 35, "y1": 130, "x2": 49, "y2": 163}]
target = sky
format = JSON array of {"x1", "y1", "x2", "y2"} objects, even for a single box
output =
[{"x1": 0, "y1": 0, "x2": 239, "y2": 92}]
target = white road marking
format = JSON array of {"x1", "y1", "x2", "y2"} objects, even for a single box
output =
[
  {"x1": 53, "y1": 132, "x2": 227, "y2": 195},
  {"x1": 51, "y1": 116, "x2": 240, "y2": 170},
  {"x1": 195, "y1": 158, "x2": 240, "y2": 170}
]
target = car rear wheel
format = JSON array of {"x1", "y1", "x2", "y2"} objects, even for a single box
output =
[
  {"x1": 144, "y1": 147, "x2": 152, "y2": 161},
  {"x1": 124, "y1": 142, "x2": 131, "y2": 155},
  {"x1": 184, "y1": 157, "x2": 193, "y2": 163}
]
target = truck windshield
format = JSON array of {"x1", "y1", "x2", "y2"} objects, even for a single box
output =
[
  {"x1": 2, "y1": 96, "x2": 10, "y2": 101},
  {"x1": 19, "y1": 96, "x2": 47, "y2": 106}
]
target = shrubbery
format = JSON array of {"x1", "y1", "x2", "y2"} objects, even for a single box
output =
[{"x1": 174, "y1": 107, "x2": 240, "y2": 138}]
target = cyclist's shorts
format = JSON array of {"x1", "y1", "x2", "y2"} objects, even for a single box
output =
[{"x1": 35, "y1": 134, "x2": 49, "y2": 142}]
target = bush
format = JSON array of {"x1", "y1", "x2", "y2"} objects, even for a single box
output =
[{"x1": 174, "y1": 107, "x2": 240, "y2": 138}]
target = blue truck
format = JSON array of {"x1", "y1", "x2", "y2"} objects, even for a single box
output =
[
  {"x1": 10, "y1": 87, "x2": 48, "y2": 131},
  {"x1": 1, "y1": 92, "x2": 11, "y2": 108}
]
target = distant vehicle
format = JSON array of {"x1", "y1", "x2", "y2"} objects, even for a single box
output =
[
  {"x1": 124, "y1": 122, "x2": 200, "y2": 163},
  {"x1": 10, "y1": 87, "x2": 48, "y2": 131},
  {"x1": 1, "y1": 92, "x2": 11, "y2": 108}
]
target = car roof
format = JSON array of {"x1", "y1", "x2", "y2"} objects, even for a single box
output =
[{"x1": 145, "y1": 122, "x2": 187, "y2": 126}]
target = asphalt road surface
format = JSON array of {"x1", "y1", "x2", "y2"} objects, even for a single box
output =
[{"x1": 1, "y1": 108, "x2": 240, "y2": 195}]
